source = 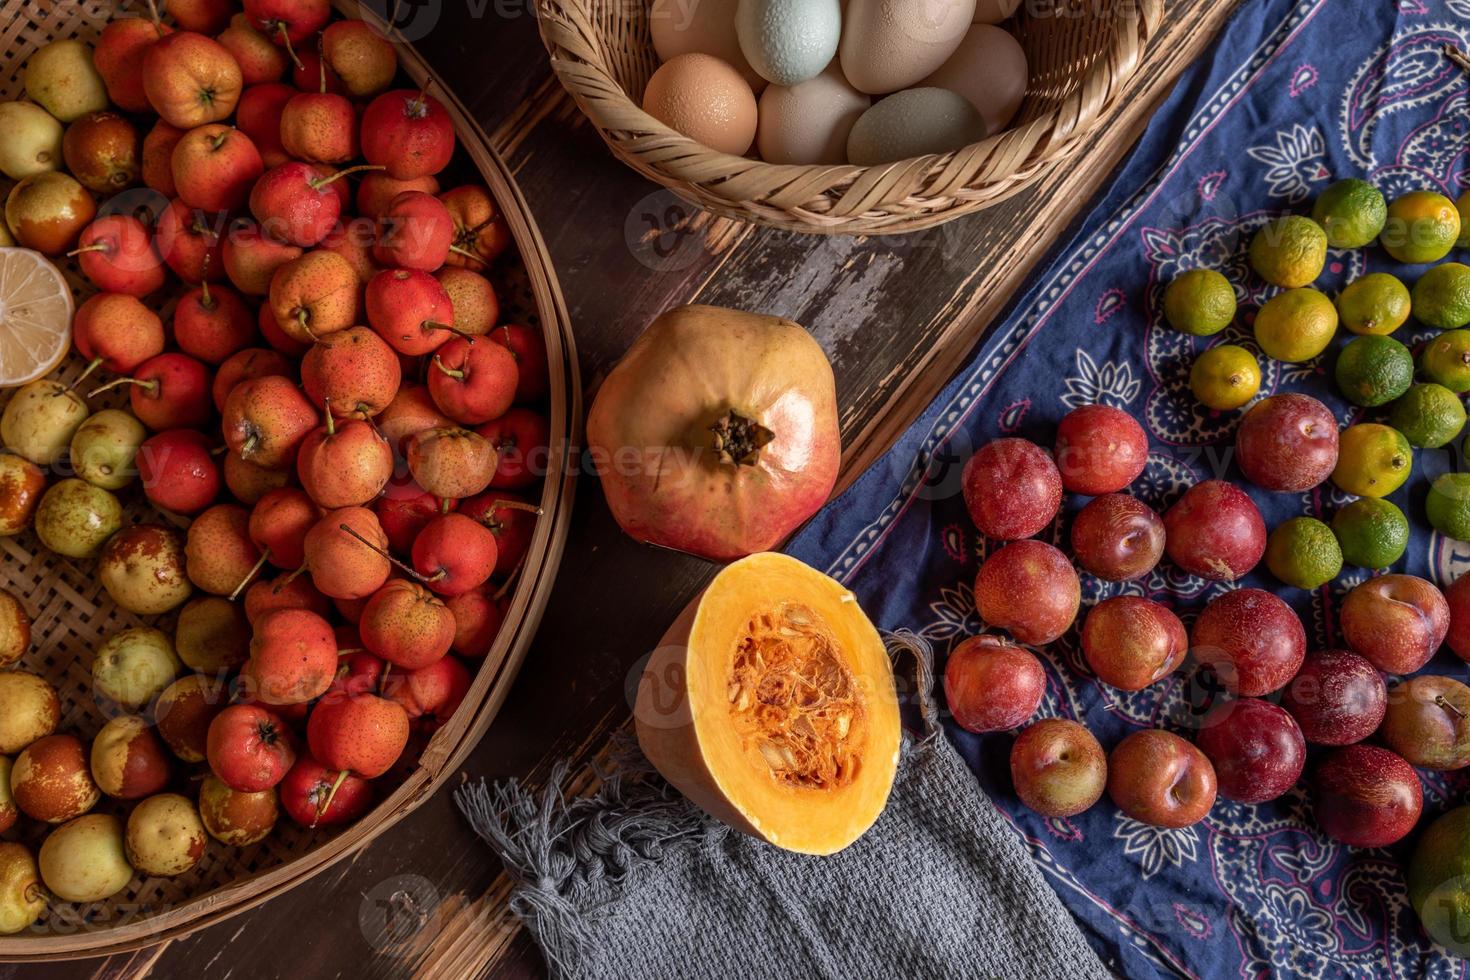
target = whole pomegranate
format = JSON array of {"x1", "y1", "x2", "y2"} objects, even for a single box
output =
[{"x1": 587, "y1": 305, "x2": 839, "y2": 561}]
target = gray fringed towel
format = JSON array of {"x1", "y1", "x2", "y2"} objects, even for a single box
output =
[{"x1": 455, "y1": 645, "x2": 1110, "y2": 980}]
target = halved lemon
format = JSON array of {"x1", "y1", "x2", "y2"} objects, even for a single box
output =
[{"x1": 0, "y1": 247, "x2": 73, "y2": 387}]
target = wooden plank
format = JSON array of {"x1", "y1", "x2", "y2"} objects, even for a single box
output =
[{"x1": 15, "y1": 0, "x2": 1238, "y2": 976}]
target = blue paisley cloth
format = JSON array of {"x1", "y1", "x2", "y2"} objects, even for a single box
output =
[{"x1": 785, "y1": 1, "x2": 1470, "y2": 977}]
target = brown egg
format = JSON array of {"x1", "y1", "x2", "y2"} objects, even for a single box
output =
[
  {"x1": 650, "y1": 0, "x2": 764, "y2": 90},
  {"x1": 62, "y1": 111, "x2": 141, "y2": 194},
  {"x1": 642, "y1": 53, "x2": 757, "y2": 156},
  {"x1": 4, "y1": 171, "x2": 96, "y2": 256},
  {"x1": 973, "y1": 0, "x2": 1021, "y2": 23},
  {"x1": 12, "y1": 734, "x2": 101, "y2": 824},
  {"x1": 923, "y1": 24, "x2": 1028, "y2": 135}
]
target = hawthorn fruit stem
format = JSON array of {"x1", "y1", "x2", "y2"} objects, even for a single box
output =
[
  {"x1": 490, "y1": 499, "x2": 543, "y2": 516},
  {"x1": 337, "y1": 523, "x2": 432, "y2": 584},
  {"x1": 431, "y1": 355, "x2": 463, "y2": 380},
  {"x1": 68, "y1": 357, "x2": 103, "y2": 391},
  {"x1": 311, "y1": 164, "x2": 387, "y2": 190},
  {"x1": 229, "y1": 549, "x2": 271, "y2": 602},
  {"x1": 88, "y1": 377, "x2": 156, "y2": 398},
  {"x1": 276, "y1": 24, "x2": 304, "y2": 71},
  {"x1": 273, "y1": 565, "x2": 307, "y2": 593},
  {"x1": 315, "y1": 769, "x2": 352, "y2": 828}
]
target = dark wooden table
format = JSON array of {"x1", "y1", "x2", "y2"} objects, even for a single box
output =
[{"x1": 20, "y1": 1, "x2": 1241, "y2": 977}]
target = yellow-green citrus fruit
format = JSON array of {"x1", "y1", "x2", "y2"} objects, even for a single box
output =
[
  {"x1": 1382, "y1": 190, "x2": 1460, "y2": 264},
  {"x1": 1421, "y1": 329, "x2": 1470, "y2": 392},
  {"x1": 1312, "y1": 178, "x2": 1387, "y2": 249},
  {"x1": 1412, "y1": 262, "x2": 1470, "y2": 330},
  {"x1": 1427, "y1": 472, "x2": 1470, "y2": 542},
  {"x1": 1254, "y1": 287, "x2": 1338, "y2": 362},
  {"x1": 1189, "y1": 345, "x2": 1260, "y2": 410},
  {"x1": 1336, "y1": 272, "x2": 1411, "y2": 335},
  {"x1": 1409, "y1": 806, "x2": 1470, "y2": 957},
  {"x1": 1332, "y1": 423, "x2": 1412, "y2": 498},
  {"x1": 1388, "y1": 382, "x2": 1466, "y2": 448},
  {"x1": 1334, "y1": 334, "x2": 1413, "y2": 407},
  {"x1": 1163, "y1": 269, "x2": 1236, "y2": 336},
  {"x1": 1457, "y1": 190, "x2": 1470, "y2": 248},
  {"x1": 1265, "y1": 517, "x2": 1342, "y2": 589},
  {"x1": 1249, "y1": 215, "x2": 1328, "y2": 287},
  {"x1": 1332, "y1": 498, "x2": 1409, "y2": 569}
]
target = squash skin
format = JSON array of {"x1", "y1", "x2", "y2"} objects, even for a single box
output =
[
  {"x1": 586, "y1": 305, "x2": 840, "y2": 562},
  {"x1": 635, "y1": 553, "x2": 900, "y2": 854}
]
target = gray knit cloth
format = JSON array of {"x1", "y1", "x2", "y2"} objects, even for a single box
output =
[{"x1": 456, "y1": 645, "x2": 1111, "y2": 980}]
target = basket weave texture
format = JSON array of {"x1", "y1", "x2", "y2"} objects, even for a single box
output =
[
  {"x1": 0, "y1": 0, "x2": 576, "y2": 959},
  {"x1": 536, "y1": 0, "x2": 1164, "y2": 233}
]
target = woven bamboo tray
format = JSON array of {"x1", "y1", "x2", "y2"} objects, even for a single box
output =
[
  {"x1": 0, "y1": 0, "x2": 579, "y2": 960},
  {"x1": 535, "y1": 0, "x2": 1164, "y2": 233}
]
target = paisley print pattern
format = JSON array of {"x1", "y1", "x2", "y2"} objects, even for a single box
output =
[{"x1": 786, "y1": 2, "x2": 1470, "y2": 976}]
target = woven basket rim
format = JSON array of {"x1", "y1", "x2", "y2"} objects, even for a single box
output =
[
  {"x1": 536, "y1": 0, "x2": 1165, "y2": 233},
  {"x1": 0, "y1": 0, "x2": 581, "y2": 960}
]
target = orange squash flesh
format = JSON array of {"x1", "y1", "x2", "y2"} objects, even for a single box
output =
[{"x1": 636, "y1": 553, "x2": 901, "y2": 854}]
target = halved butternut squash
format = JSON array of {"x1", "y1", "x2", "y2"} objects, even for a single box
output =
[{"x1": 635, "y1": 552, "x2": 901, "y2": 854}]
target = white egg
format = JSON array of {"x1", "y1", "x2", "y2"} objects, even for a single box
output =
[
  {"x1": 735, "y1": 0, "x2": 842, "y2": 86},
  {"x1": 756, "y1": 61, "x2": 871, "y2": 164},
  {"x1": 923, "y1": 24, "x2": 1027, "y2": 134},
  {"x1": 840, "y1": 0, "x2": 976, "y2": 95},
  {"x1": 650, "y1": 0, "x2": 764, "y2": 90},
  {"x1": 846, "y1": 87, "x2": 985, "y2": 165},
  {"x1": 973, "y1": 0, "x2": 1021, "y2": 23}
]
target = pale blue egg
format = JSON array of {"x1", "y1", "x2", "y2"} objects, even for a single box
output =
[{"x1": 735, "y1": 0, "x2": 842, "y2": 87}]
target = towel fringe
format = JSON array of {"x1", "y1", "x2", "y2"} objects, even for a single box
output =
[{"x1": 453, "y1": 734, "x2": 712, "y2": 978}]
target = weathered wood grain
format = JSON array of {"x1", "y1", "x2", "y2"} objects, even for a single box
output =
[{"x1": 17, "y1": 0, "x2": 1239, "y2": 976}]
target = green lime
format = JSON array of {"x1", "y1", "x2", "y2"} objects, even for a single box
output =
[
  {"x1": 1163, "y1": 269, "x2": 1237, "y2": 336},
  {"x1": 1189, "y1": 345, "x2": 1260, "y2": 410},
  {"x1": 1332, "y1": 423, "x2": 1412, "y2": 498},
  {"x1": 1456, "y1": 190, "x2": 1470, "y2": 248},
  {"x1": 1389, "y1": 382, "x2": 1466, "y2": 448},
  {"x1": 1382, "y1": 190, "x2": 1460, "y2": 264},
  {"x1": 1334, "y1": 335, "x2": 1414, "y2": 407},
  {"x1": 1421, "y1": 329, "x2": 1470, "y2": 392},
  {"x1": 1336, "y1": 273, "x2": 1411, "y2": 335},
  {"x1": 1409, "y1": 806, "x2": 1470, "y2": 956},
  {"x1": 1413, "y1": 262, "x2": 1470, "y2": 330},
  {"x1": 1265, "y1": 517, "x2": 1343, "y2": 589},
  {"x1": 1331, "y1": 498, "x2": 1409, "y2": 569},
  {"x1": 1311, "y1": 178, "x2": 1387, "y2": 248},
  {"x1": 1253, "y1": 287, "x2": 1339, "y2": 362},
  {"x1": 1249, "y1": 215, "x2": 1328, "y2": 287},
  {"x1": 1427, "y1": 472, "x2": 1470, "y2": 541}
]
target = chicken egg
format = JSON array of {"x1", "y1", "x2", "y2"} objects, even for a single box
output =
[
  {"x1": 650, "y1": 0, "x2": 764, "y2": 90},
  {"x1": 846, "y1": 87, "x2": 985, "y2": 165},
  {"x1": 642, "y1": 53, "x2": 758, "y2": 156},
  {"x1": 735, "y1": 0, "x2": 842, "y2": 86},
  {"x1": 922, "y1": 24, "x2": 1027, "y2": 134},
  {"x1": 840, "y1": 0, "x2": 976, "y2": 95},
  {"x1": 973, "y1": 0, "x2": 1021, "y2": 23},
  {"x1": 756, "y1": 61, "x2": 871, "y2": 164}
]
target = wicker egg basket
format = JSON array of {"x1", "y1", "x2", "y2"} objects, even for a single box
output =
[
  {"x1": 0, "y1": 0, "x2": 579, "y2": 960},
  {"x1": 535, "y1": 0, "x2": 1164, "y2": 233}
]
